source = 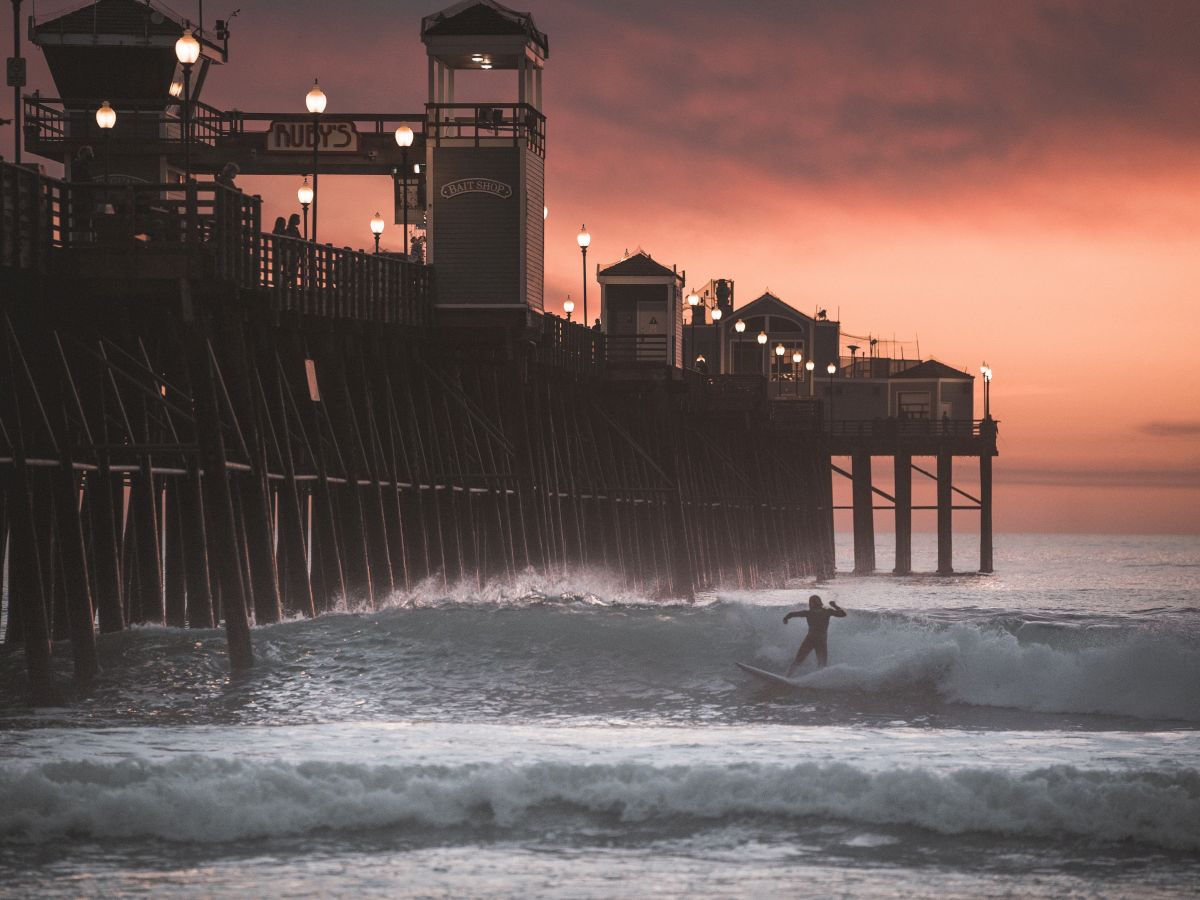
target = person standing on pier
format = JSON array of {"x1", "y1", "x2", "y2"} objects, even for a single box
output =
[{"x1": 783, "y1": 595, "x2": 847, "y2": 675}]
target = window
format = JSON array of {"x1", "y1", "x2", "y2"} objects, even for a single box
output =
[{"x1": 897, "y1": 391, "x2": 931, "y2": 419}]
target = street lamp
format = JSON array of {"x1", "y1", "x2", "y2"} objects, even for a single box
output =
[
  {"x1": 563, "y1": 296, "x2": 574, "y2": 322},
  {"x1": 95, "y1": 100, "x2": 116, "y2": 206},
  {"x1": 792, "y1": 350, "x2": 803, "y2": 398},
  {"x1": 980, "y1": 363, "x2": 993, "y2": 419},
  {"x1": 826, "y1": 362, "x2": 837, "y2": 430},
  {"x1": 297, "y1": 177, "x2": 313, "y2": 240},
  {"x1": 577, "y1": 225, "x2": 591, "y2": 325},
  {"x1": 711, "y1": 307, "x2": 723, "y2": 371},
  {"x1": 686, "y1": 290, "x2": 701, "y2": 369},
  {"x1": 370, "y1": 211, "x2": 385, "y2": 254},
  {"x1": 306, "y1": 79, "x2": 327, "y2": 244},
  {"x1": 174, "y1": 27, "x2": 200, "y2": 182},
  {"x1": 805, "y1": 358, "x2": 815, "y2": 396},
  {"x1": 775, "y1": 343, "x2": 785, "y2": 392},
  {"x1": 395, "y1": 125, "x2": 413, "y2": 256},
  {"x1": 734, "y1": 319, "x2": 745, "y2": 374}
]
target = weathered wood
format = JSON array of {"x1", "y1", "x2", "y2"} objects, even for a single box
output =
[
  {"x1": 893, "y1": 453, "x2": 912, "y2": 575},
  {"x1": 851, "y1": 451, "x2": 876, "y2": 575},
  {"x1": 937, "y1": 451, "x2": 954, "y2": 576}
]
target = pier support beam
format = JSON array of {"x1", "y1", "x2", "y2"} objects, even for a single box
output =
[
  {"x1": 893, "y1": 453, "x2": 912, "y2": 575},
  {"x1": 980, "y1": 451, "x2": 993, "y2": 573},
  {"x1": 937, "y1": 451, "x2": 953, "y2": 575},
  {"x1": 851, "y1": 452, "x2": 875, "y2": 575}
]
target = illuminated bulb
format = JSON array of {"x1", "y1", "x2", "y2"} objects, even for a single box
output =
[
  {"x1": 306, "y1": 79, "x2": 327, "y2": 115},
  {"x1": 734, "y1": 320, "x2": 746, "y2": 334},
  {"x1": 757, "y1": 331, "x2": 768, "y2": 345},
  {"x1": 394, "y1": 125, "x2": 414, "y2": 148}
]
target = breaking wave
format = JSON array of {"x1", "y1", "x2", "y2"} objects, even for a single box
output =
[{"x1": 2, "y1": 757, "x2": 1196, "y2": 850}]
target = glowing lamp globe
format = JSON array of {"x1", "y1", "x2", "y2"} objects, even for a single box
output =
[
  {"x1": 394, "y1": 126, "x2": 414, "y2": 148},
  {"x1": 175, "y1": 28, "x2": 200, "y2": 66},
  {"x1": 370, "y1": 212, "x2": 385, "y2": 236},
  {"x1": 757, "y1": 331, "x2": 768, "y2": 345},
  {"x1": 95, "y1": 101, "x2": 117, "y2": 130},
  {"x1": 827, "y1": 363, "x2": 837, "y2": 375},
  {"x1": 734, "y1": 320, "x2": 746, "y2": 334},
  {"x1": 577, "y1": 225, "x2": 591, "y2": 249},
  {"x1": 306, "y1": 80, "x2": 327, "y2": 115},
  {"x1": 297, "y1": 178, "x2": 313, "y2": 206},
  {"x1": 711, "y1": 308, "x2": 723, "y2": 322}
]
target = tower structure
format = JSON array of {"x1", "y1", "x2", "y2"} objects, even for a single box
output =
[{"x1": 421, "y1": 0, "x2": 548, "y2": 326}]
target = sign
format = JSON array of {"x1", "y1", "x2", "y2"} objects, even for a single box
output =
[
  {"x1": 266, "y1": 121, "x2": 359, "y2": 153},
  {"x1": 6, "y1": 57, "x2": 26, "y2": 88},
  {"x1": 393, "y1": 177, "x2": 425, "y2": 222},
  {"x1": 439, "y1": 178, "x2": 512, "y2": 200}
]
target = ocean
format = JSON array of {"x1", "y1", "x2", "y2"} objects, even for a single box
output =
[{"x1": 1, "y1": 532, "x2": 1198, "y2": 898}]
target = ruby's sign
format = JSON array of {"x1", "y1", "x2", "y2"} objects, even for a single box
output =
[
  {"x1": 267, "y1": 121, "x2": 359, "y2": 153},
  {"x1": 440, "y1": 178, "x2": 513, "y2": 200}
]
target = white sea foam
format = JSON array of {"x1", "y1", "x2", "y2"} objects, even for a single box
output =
[
  {"x1": 2, "y1": 757, "x2": 1196, "y2": 850},
  {"x1": 747, "y1": 612, "x2": 1200, "y2": 721}
]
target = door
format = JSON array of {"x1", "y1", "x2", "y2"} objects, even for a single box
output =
[{"x1": 636, "y1": 301, "x2": 667, "y2": 362}]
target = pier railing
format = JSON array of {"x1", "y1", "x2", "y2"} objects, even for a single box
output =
[
  {"x1": 606, "y1": 334, "x2": 669, "y2": 364},
  {"x1": 0, "y1": 162, "x2": 434, "y2": 325},
  {"x1": 539, "y1": 316, "x2": 605, "y2": 376},
  {"x1": 425, "y1": 103, "x2": 547, "y2": 157}
]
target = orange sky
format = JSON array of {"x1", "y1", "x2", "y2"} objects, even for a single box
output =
[{"x1": 4, "y1": 0, "x2": 1198, "y2": 532}]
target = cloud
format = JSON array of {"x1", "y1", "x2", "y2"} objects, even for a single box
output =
[
  {"x1": 998, "y1": 464, "x2": 1200, "y2": 489},
  {"x1": 1139, "y1": 421, "x2": 1200, "y2": 438}
]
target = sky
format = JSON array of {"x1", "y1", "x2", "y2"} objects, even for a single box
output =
[{"x1": 3, "y1": 0, "x2": 1198, "y2": 533}]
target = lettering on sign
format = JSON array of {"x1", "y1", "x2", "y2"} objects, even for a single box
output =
[
  {"x1": 266, "y1": 121, "x2": 359, "y2": 153},
  {"x1": 440, "y1": 178, "x2": 513, "y2": 200}
]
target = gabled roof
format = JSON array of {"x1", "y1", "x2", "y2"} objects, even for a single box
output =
[
  {"x1": 422, "y1": 0, "x2": 548, "y2": 55},
  {"x1": 34, "y1": 0, "x2": 185, "y2": 37},
  {"x1": 730, "y1": 291, "x2": 817, "y2": 324},
  {"x1": 893, "y1": 359, "x2": 972, "y2": 379},
  {"x1": 598, "y1": 251, "x2": 677, "y2": 279}
]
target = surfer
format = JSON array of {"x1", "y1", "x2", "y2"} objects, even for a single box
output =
[{"x1": 783, "y1": 595, "x2": 846, "y2": 675}]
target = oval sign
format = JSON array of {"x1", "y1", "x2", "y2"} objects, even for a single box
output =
[{"x1": 440, "y1": 178, "x2": 513, "y2": 200}]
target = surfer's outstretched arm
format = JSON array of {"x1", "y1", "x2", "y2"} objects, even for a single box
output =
[
  {"x1": 829, "y1": 601, "x2": 847, "y2": 618},
  {"x1": 783, "y1": 611, "x2": 809, "y2": 623}
]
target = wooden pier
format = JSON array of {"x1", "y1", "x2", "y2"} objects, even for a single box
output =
[{"x1": 1, "y1": 162, "x2": 835, "y2": 702}]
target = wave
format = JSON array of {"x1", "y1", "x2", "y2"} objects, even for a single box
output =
[
  {"x1": 4, "y1": 594, "x2": 1199, "y2": 725},
  {"x1": 2, "y1": 757, "x2": 1197, "y2": 850}
]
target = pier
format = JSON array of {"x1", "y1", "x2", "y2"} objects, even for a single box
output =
[{"x1": 0, "y1": 0, "x2": 995, "y2": 703}]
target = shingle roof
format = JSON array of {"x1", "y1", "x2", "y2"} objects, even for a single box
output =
[
  {"x1": 422, "y1": 1, "x2": 548, "y2": 54},
  {"x1": 598, "y1": 251, "x2": 677, "y2": 278},
  {"x1": 34, "y1": 0, "x2": 185, "y2": 37},
  {"x1": 893, "y1": 359, "x2": 972, "y2": 379}
]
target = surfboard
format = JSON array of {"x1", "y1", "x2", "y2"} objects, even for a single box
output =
[{"x1": 736, "y1": 662, "x2": 801, "y2": 688}]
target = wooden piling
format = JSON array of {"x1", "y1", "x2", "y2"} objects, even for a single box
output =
[
  {"x1": 893, "y1": 452, "x2": 912, "y2": 575},
  {"x1": 937, "y1": 451, "x2": 954, "y2": 575},
  {"x1": 980, "y1": 450, "x2": 993, "y2": 574},
  {"x1": 851, "y1": 451, "x2": 876, "y2": 575}
]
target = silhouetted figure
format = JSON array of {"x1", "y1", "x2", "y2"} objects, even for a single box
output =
[
  {"x1": 271, "y1": 217, "x2": 288, "y2": 286},
  {"x1": 215, "y1": 162, "x2": 240, "y2": 190},
  {"x1": 285, "y1": 213, "x2": 303, "y2": 240},
  {"x1": 783, "y1": 595, "x2": 846, "y2": 675},
  {"x1": 592, "y1": 318, "x2": 601, "y2": 331},
  {"x1": 272, "y1": 216, "x2": 287, "y2": 235}
]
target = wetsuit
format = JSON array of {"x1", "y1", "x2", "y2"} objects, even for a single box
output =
[{"x1": 785, "y1": 605, "x2": 846, "y2": 672}]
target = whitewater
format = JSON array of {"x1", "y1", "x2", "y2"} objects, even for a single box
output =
[{"x1": 2, "y1": 533, "x2": 1199, "y2": 897}]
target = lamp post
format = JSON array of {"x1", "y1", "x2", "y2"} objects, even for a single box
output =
[
  {"x1": 687, "y1": 290, "x2": 700, "y2": 370},
  {"x1": 775, "y1": 343, "x2": 785, "y2": 394},
  {"x1": 734, "y1": 319, "x2": 745, "y2": 374},
  {"x1": 95, "y1": 100, "x2": 116, "y2": 207},
  {"x1": 297, "y1": 177, "x2": 313, "y2": 240},
  {"x1": 394, "y1": 125, "x2": 413, "y2": 256},
  {"x1": 563, "y1": 296, "x2": 574, "y2": 322},
  {"x1": 826, "y1": 362, "x2": 837, "y2": 430},
  {"x1": 370, "y1": 211, "x2": 385, "y2": 254},
  {"x1": 306, "y1": 79, "x2": 327, "y2": 244},
  {"x1": 792, "y1": 351, "x2": 803, "y2": 398},
  {"x1": 805, "y1": 358, "x2": 815, "y2": 397},
  {"x1": 756, "y1": 330, "x2": 768, "y2": 379},
  {"x1": 980, "y1": 364, "x2": 993, "y2": 419},
  {"x1": 577, "y1": 225, "x2": 591, "y2": 325},
  {"x1": 174, "y1": 27, "x2": 200, "y2": 182},
  {"x1": 711, "y1": 306, "x2": 723, "y2": 373}
]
